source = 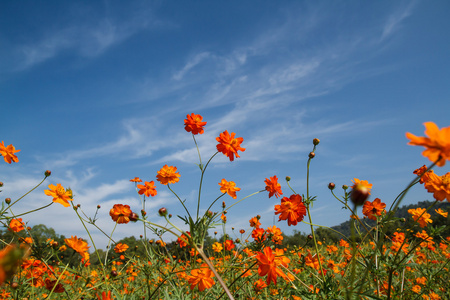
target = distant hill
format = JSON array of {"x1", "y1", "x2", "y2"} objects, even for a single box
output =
[{"x1": 282, "y1": 200, "x2": 450, "y2": 246}]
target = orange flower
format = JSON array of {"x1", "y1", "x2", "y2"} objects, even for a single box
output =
[
  {"x1": 406, "y1": 122, "x2": 450, "y2": 167},
  {"x1": 184, "y1": 113, "x2": 207, "y2": 135},
  {"x1": 256, "y1": 246, "x2": 288, "y2": 285},
  {"x1": 0, "y1": 141, "x2": 20, "y2": 164},
  {"x1": 264, "y1": 176, "x2": 283, "y2": 198},
  {"x1": 435, "y1": 208, "x2": 448, "y2": 218},
  {"x1": 224, "y1": 240, "x2": 235, "y2": 251},
  {"x1": 156, "y1": 165, "x2": 180, "y2": 185},
  {"x1": 252, "y1": 228, "x2": 266, "y2": 242},
  {"x1": 44, "y1": 183, "x2": 73, "y2": 207},
  {"x1": 220, "y1": 213, "x2": 227, "y2": 223},
  {"x1": 0, "y1": 244, "x2": 30, "y2": 285},
  {"x1": 96, "y1": 291, "x2": 114, "y2": 300},
  {"x1": 114, "y1": 243, "x2": 129, "y2": 253},
  {"x1": 274, "y1": 194, "x2": 307, "y2": 226},
  {"x1": 137, "y1": 181, "x2": 157, "y2": 197},
  {"x1": 8, "y1": 218, "x2": 25, "y2": 233},
  {"x1": 129, "y1": 177, "x2": 142, "y2": 183},
  {"x1": 414, "y1": 165, "x2": 431, "y2": 183},
  {"x1": 249, "y1": 216, "x2": 261, "y2": 228},
  {"x1": 65, "y1": 236, "x2": 90, "y2": 261},
  {"x1": 408, "y1": 208, "x2": 432, "y2": 228},
  {"x1": 177, "y1": 232, "x2": 190, "y2": 248},
  {"x1": 216, "y1": 130, "x2": 245, "y2": 161},
  {"x1": 304, "y1": 253, "x2": 320, "y2": 270},
  {"x1": 267, "y1": 225, "x2": 283, "y2": 245},
  {"x1": 253, "y1": 278, "x2": 268, "y2": 291},
  {"x1": 109, "y1": 204, "x2": 132, "y2": 224},
  {"x1": 187, "y1": 264, "x2": 215, "y2": 291},
  {"x1": 218, "y1": 179, "x2": 241, "y2": 199},
  {"x1": 362, "y1": 198, "x2": 386, "y2": 220},
  {"x1": 423, "y1": 171, "x2": 450, "y2": 202}
]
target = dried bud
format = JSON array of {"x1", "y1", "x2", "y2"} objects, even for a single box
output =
[
  {"x1": 110, "y1": 270, "x2": 118, "y2": 277},
  {"x1": 5, "y1": 198, "x2": 11, "y2": 204},
  {"x1": 158, "y1": 207, "x2": 167, "y2": 217},
  {"x1": 307, "y1": 234, "x2": 313, "y2": 240},
  {"x1": 350, "y1": 184, "x2": 370, "y2": 206},
  {"x1": 286, "y1": 176, "x2": 291, "y2": 182},
  {"x1": 129, "y1": 212, "x2": 139, "y2": 222},
  {"x1": 313, "y1": 138, "x2": 320, "y2": 145},
  {"x1": 328, "y1": 182, "x2": 335, "y2": 190},
  {"x1": 44, "y1": 170, "x2": 51, "y2": 177},
  {"x1": 308, "y1": 152, "x2": 315, "y2": 159},
  {"x1": 11, "y1": 282, "x2": 19, "y2": 289}
]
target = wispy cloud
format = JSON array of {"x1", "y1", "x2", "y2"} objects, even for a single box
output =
[{"x1": 380, "y1": 2, "x2": 416, "y2": 41}]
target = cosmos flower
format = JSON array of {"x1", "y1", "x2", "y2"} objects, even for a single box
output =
[
  {"x1": 8, "y1": 218, "x2": 25, "y2": 233},
  {"x1": 156, "y1": 165, "x2": 180, "y2": 185},
  {"x1": 265, "y1": 176, "x2": 283, "y2": 198},
  {"x1": 256, "y1": 246, "x2": 288, "y2": 285},
  {"x1": 44, "y1": 184, "x2": 73, "y2": 207},
  {"x1": 109, "y1": 204, "x2": 132, "y2": 224},
  {"x1": 137, "y1": 181, "x2": 157, "y2": 197},
  {"x1": 184, "y1": 113, "x2": 207, "y2": 135},
  {"x1": 187, "y1": 264, "x2": 215, "y2": 291},
  {"x1": 64, "y1": 236, "x2": 90, "y2": 261},
  {"x1": 408, "y1": 208, "x2": 433, "y2": 228},
  {"x1": 362, "y1": 198, "x2": 386, "y2": 220},
  {"x1": 274, "y1": 194, "x2": 307, "y2": 226},
  {"x1": 406, "y1": 122, "x2": 450, "y2": 167},
  {"x1": 114, "y1": 243, "x2": 129, "y2": 253},
  {"x1": 216, "y1": 130, "x2": 245, "y2": 161},
  {"x1": 218, "y1": 179, "x2": 241, "y2": 199},
  {"x1": 0, "y1": 141, "x2": 20, "y2": 164}
]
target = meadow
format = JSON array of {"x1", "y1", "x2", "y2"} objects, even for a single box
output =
[{"x1": 0, "y1": 116, "x2": 449, "y2": 299}]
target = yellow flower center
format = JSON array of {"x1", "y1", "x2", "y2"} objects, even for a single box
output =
[
  {"x1": 56, "y1": 187, "x2": 66, "y2": 197},
  {"x1": 441, "y1": 173, "x2": 450, "y2": 186}
]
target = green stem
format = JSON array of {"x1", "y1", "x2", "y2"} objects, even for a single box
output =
[
  {"x1": 196, "y1": 152, "x2": 219, "y2": 220},
  {"x1": 2, "y1": 176, "x2": 48, "y2": 212}
]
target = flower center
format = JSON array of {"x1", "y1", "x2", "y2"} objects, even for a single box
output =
[{"x1": 441, "y1": 173, "x2": 450, "y2": 186}]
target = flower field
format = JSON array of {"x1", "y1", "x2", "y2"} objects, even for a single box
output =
[{"x1": 0, "y1": 116, "x2": 449, "y2": 299}]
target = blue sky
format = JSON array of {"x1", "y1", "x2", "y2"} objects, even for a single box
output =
[{"x1": 1, "y1": 1, "x2": 450, "y2": 249}]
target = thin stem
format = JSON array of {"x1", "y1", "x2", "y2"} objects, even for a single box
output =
[{"x1": 196, "y1": 152, "x2": 219, "y2": 219}]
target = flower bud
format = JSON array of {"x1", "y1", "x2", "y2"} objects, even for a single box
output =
[
  {"x1": 256, "y1": 215, "x2": 261, "y2": 220},
  {"x1": 110, "y1": 270, "x2": 118, "y2": 277},
  {"x1": 214, "y1": 231, "x2": 217, "y2": 235},
  {"x1": 129, "y1": 212, "x2": 139, "y2": 222},
  {"x1": 158, "y1": 207, "x2": 167, "y2": 217},
  {"x1": 5, "y1": 198, "x2": 11, "y2": 204},
  {"x1": 350, "y1": 184, "x2": 370, "y2": 206},
  {"x1": 231, "y1": 227, "x2": 235, "y2": 231},
  {"x1": 286, "y1": 176, "x2": 291, "y2": 182},
  {"x1": 307, "y1": 234, "x2": 313, "y2": 240},
  {"x1": 168, "y1": 214, "x2": 172, "y2": 218},
  {"x1": 313, "y1": 138, "x2": 320, "y2": 145},
  {"x1": 45, "y1": 170, "x2": 52, "y2": 177},
  {"x1": 308, "y1": 152, "x2": 315, "y2": 159},
  {"x1": 328, "y1": 182, "x2": 335, "y2": 190},
  {"x1": 149, "y1": 239, "x2": 154, "y2": 244},
  {"x1": 342, "y1": 185, "x2": 348, "y2": 190},
  {"x1": 11, "y1": 282, "x2": 19, "y2": 289},
  {"x1": 0, "y1": 182, "x2": 3, "y2": 187},
  {"x1": 140, "y1": 235, "x2": 143, "y2": 239},
  {"x1": 235, "y1": 238, "x2": 240, "y2": 244},
  {"x1": 141, "y1": 209, "x2": 147, "y2": 216},
  {"x1": 222, "y1": 201, "x2": 226, "y2": 208},
  {"x1": 77, "y1": 204, "x2": 81, "y2": 208}
]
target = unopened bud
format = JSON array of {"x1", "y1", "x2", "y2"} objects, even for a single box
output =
[
  {"x1": 313, "y1": 138, "x2": 320, "y2": 146},
  {"x1": 350, "y1": 184, "x2": 370, "y2": 206},
  {"x1": 286, "y1": 176, "x2": 291, "y2": 182},
  {"x1": 235, "y1": 238, "x2": 240, "y2": 244},
  {"x1": 214, "y1": 231, "x2": 217, "y2": 235},
  {"x1": 158, "y1": 207, "x2": 167, "y2": 217},
  {"x1": 328, "y1": 182, "x2": 335, "y2": 190},
  {"x1": 222, "y1": 201, "x2": 226, "y2": 208},
  {"x1": 97, "y1": 205, "x2": 101, "y2": 209},
  {"x1": 5, "y1": 198, "x2": 11, "y2": 204},
  {"x1": 0, "y1": 182, "x2": 3, "y2": 187},
  {"x1": 308, "y1": 152, "x2": 315, "y2": 159},
  {"x1": 307, "y1": 234, "x2": 313, "y2": 240},
  {"x1": 11, "y1": 282, "x2": 19, "y2": 289},
  {"x1": 141, "y1": 210, "x2": 147, "y2": 216},
  {"x1": 149, "y1": 240, "x2": 154, "y2": 244},
  {"x1": 256, "y1": 215, "x2": 261, "y2": 220},
  {"x1": 129, "y1": 212, "x2": 139, "y2": 222},
  {"x1": 45, "y1": 170, "x2": 51, "y2": 177},
  {"x1": 231, "y1": 227, "x2": 235, "y2": 230},
  {"x1": 168, "y1": 214, "x2": 172, "y2": 218},
  {"x1": 110, "y1": 270, "x2": 118, "y2": 277},
  {"x1": 77, "y1": 204, "x2": 81, "y2": 208},
  {"x1": 342, "y1": 185, "x2": 348, "y2": 190}
]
